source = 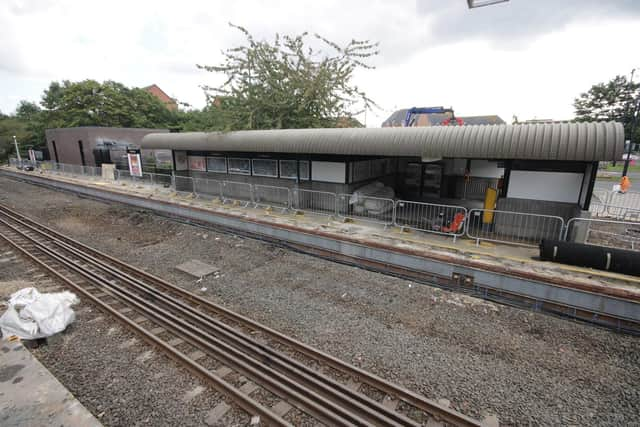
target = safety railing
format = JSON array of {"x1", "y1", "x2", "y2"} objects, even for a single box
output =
[
  {"x1": 292, "y1": 189, "x2": 337, "y2": 217},
  {"x1": 23, "y1": 160, "x2": 640, "y2": 251},
  {"x1": 394, "y1": 200, "x2": 467, "y2": 240},
  {"x1": 221, "y1": 181, "x2": 253, "y2": 206},
  {"x1": 253, "y1": 185, "x2": 291, "y2": 211},
  {"x1": 467, "y1": 209, "x2": 565, "y2": 247},
  {"x1": 151, "y1": 172, "x2": 173, "y2": 188},
  {"x1": 193, "y1": 177, "x2": 222, "y2": 200},
  {"x1": 589, "y1": 190, "x2": 640, "y2": 221},
  {"x1": 336, "y1": 193, "x2": 394, "y2": 226},
  {"x1": 564, "y1": 217, "x2": 640, "y2": 251},
  {"x1": 173, "y1": 175, "x2": 195, "y2": 195}
]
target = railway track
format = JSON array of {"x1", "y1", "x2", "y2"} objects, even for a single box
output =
[{"x1": 0, "y1": 203, "x2": 485, "y2": 427}]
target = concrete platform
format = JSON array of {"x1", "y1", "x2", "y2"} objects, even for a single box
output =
[
  {"x1": 0, "y1": 340, "x2": 101, "y2": 427},
  {"x1": 3, "y1": 167, "x2": 640, "y2": 331}
]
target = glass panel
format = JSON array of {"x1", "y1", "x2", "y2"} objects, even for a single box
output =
[
  {"x1": 299, "y1": 160, "x2": 309, "y2": 180},
  {"x1": 279, "y1": 160, "x2": 297, "y2": 179},
  {"x1": 228, "y1": 158, "x2": 251, "y2": 175},
  {"x1": 207, "y1": 157, "x2": 227, "y2": 173},
  {"x1": 351, "y1": 160, "x2": 370, "y2": 182},
  {"x1": 252, "y1": 159, "x2": 278, "y2": 177},
  {"x1": 188, "y1": 156, "x2": 206, "y2": 171}
]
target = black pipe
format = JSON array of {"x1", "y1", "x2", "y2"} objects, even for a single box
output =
[{"x1": 540, "y1": 239, "x2": 640, "y2": 276}]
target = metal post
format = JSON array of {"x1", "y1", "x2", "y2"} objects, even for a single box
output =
[
  {"x1": 12, "y1": 136, "x2": 21, "y2": 162},
  {"x1": 622, "y1": 68, "x2": 640, "y2": 177}
]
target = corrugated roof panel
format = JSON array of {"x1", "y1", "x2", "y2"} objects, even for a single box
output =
[{"x1": 141, "y1": 122, "x2": 624, "y2": 161}]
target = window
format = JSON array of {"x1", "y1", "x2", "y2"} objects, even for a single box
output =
[
  {"x1": 188, "y1": 156, "x2": 206, "y2": 171},
  {"x1": 372, "y1": 159, "x2": 385, "y2": 177},
  {"x1": 299, "y1": 160, "x2": 310, "y2": 180},
  {"x1": 207, "y1": 157, "x2": 227, "y2": 173},
  {"x1": 252, "y1": 159, "x2": 278, "y2": 177},
  {"x1": 279, "y1": 160, "x2": 298, "y2": 179},
  {"x1": 351, "y1": 161, "x2": 370, "y2": 182},
  {"x1": 228, "y1": 158, "x2": 251, "y2": 175}
]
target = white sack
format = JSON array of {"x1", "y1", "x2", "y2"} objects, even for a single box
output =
[
  {"x1": 8, "y1": 287, "x2": 41, "y2": 307},
  {"x1": 0, "y1": 288, "x2": 79, "y2": 340},
  {"x1": 0, "y1": 305, "x2": 40, "y2": 338}
]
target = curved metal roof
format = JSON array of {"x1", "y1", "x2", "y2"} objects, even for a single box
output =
[{"x1": 141, "y1": 121, "x2": 625, "y2": 161}]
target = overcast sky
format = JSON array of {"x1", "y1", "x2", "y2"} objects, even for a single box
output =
[{"x1": 1, "y1": 0, "x2": 639, "y2": 126}]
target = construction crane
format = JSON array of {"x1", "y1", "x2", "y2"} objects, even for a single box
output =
[{"x1": 403, "y1": 106, "x2": 463, "y2": 127}]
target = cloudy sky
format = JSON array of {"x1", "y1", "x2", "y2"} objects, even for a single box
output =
[{"x1": 1, "y1": 0, "x2": 639, "y2": 126}]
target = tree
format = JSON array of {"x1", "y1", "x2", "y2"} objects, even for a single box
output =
[
  {"x1": 15, "y1": 100, "x2": 46, "y2": 148},
  {"x1": 197, "y1": 24, "x2": 378, "y2": 130},
  {"x1": 0, "y1": 116, "x2": 29, "y2": 160},
  {"x1": 40, "y1": 80, "x2": 176, "y2": 129},
  {"x1": 574, "y1": 75, "x2": 640, "y2": 145}
]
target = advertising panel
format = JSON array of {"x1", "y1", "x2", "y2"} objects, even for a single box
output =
[
  {"x1": 188, "y1": 155, "x2": 206, "y2": 171},
  {"x1": 127, "y1": 152, "x2": 143, "y2": 177}
]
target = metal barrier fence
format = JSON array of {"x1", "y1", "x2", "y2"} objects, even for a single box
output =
[
  {"x1": 467, "y1": 209, "x2": 565, "y2": 247},
  {"x1": 589, "y1": 190, "x2": 640, "y2": 222},
  {"x1": 565, "y1": 217, "x2": 640, "y2": 251},
  {"x1": 152, "y1": 172, "x2": 173, "y2": 188},
  {"x1": 15, "y1": 159, "x2": 640, "y2": 251},
  {"x1": 193, "y1": 177, "x2": 222, "y2": 200},
  {"x1": 221, "y1": 181, "x2": 253, "y2": 206},
  {"x1": 292, "y1": 189, "x2": 337, "y2": 217},
  {"x1": 336, "y1": 193, "x2": 395, "y2": 226},
  {"x1": 394, "y1": 200, "x2": 467, "y2": 239},
  {"x1": 173, "y1": 175, "x2": 195, "y2": 194},
  {"x1": 253, "y1": 185, "x2": 291, "y2": 211}
]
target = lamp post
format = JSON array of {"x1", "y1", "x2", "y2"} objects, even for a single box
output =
[
  {"x1": 12, "y1": 135, "x2": 21, "y2": 162},
  {"x1": 467, "y1": 0, "x2": 509, "y2": 8},
  {"x1": 622, "y1": 69, "x2": 640, "y2": 177}
]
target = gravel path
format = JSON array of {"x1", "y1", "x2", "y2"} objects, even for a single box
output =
[{"x1": 1, "y1": 175, "x2": 639, "y2": 426}]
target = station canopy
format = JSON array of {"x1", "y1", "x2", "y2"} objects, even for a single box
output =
[{"x1": 140, "y1": 121, "x2": 624, "y2": 162}]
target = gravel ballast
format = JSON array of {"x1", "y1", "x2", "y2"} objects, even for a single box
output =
[{"x1": 1, "y1": 175, "x2": 639, "y2": 426}]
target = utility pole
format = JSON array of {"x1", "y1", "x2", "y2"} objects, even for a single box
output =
[
  {"x1": 622, "y1": 68, "x2": 640, "y2": 177},
  {"x1": 12, "y1": 135, "x2": 21, "y2": 162}
]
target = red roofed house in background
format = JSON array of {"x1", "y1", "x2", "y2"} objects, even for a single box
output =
[{"x1": 144, "y1": 84, "x2": 178, "y2": 111}]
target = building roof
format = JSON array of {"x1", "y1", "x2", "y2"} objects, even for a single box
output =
[
  {"x1": 143, "y1": 84, "x2": 178, "y2": 110},
  {"x1": 381, "y1": 109, "x2": 505, "y2": 127},
  {"x1": 140, "y1": 121, "x2": 624, "y2": 162}
]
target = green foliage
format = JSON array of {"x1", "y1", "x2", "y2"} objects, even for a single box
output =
[
  {"x1": 0, "y1": 116, "x2": 29, "y2": 160},
  {"x1": 0, "y1": 79, "x2": 188, "y2": 161},
  {"x1": 197, "y1": 24, "x2": 378, "y2": 130},
  {"x1": 41, "y1": 80, "x2": 175, "y2": 128},
  {"x1": 173, "y1": 104, "x2": 228, "y2": 132},
  {"x1": 574, "y1": 75, "x2": 640, "y2": 143}
]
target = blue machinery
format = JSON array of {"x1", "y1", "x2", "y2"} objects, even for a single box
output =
[{"x1": 403, "y1": 106, "x2": 463, "y2": 127}]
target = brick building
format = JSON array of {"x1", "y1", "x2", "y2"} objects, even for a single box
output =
[{"x1": 143, "y1": 84, "x2": 178, "y2": 111}]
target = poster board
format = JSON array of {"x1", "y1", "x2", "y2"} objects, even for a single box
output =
[
  {"x1": 127, "y1": 152, "x2": 143, "y2": 177},
  {"x1": 188, "y1": 156, "x2": 206, "y2": 171},
  {"x1": 507, "y1": 171, "x2": 582, "y2": 203}
]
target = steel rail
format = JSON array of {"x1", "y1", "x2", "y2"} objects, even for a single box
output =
[
  {"x1": 25, "y1": 226, "x2": 416, "y2": 426},
  {"x1": 0, "y1": 220, "x2": 411, "y2": 425},
  {"x1": 0, "y1": 228, "x2": 291, "y2": 427},
  {"x1": 0, "y1": 216, "x2": 372, "y2": 427},
  {"x1": 0, "y1": 203, "x2": 483, "y2": 427}
]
